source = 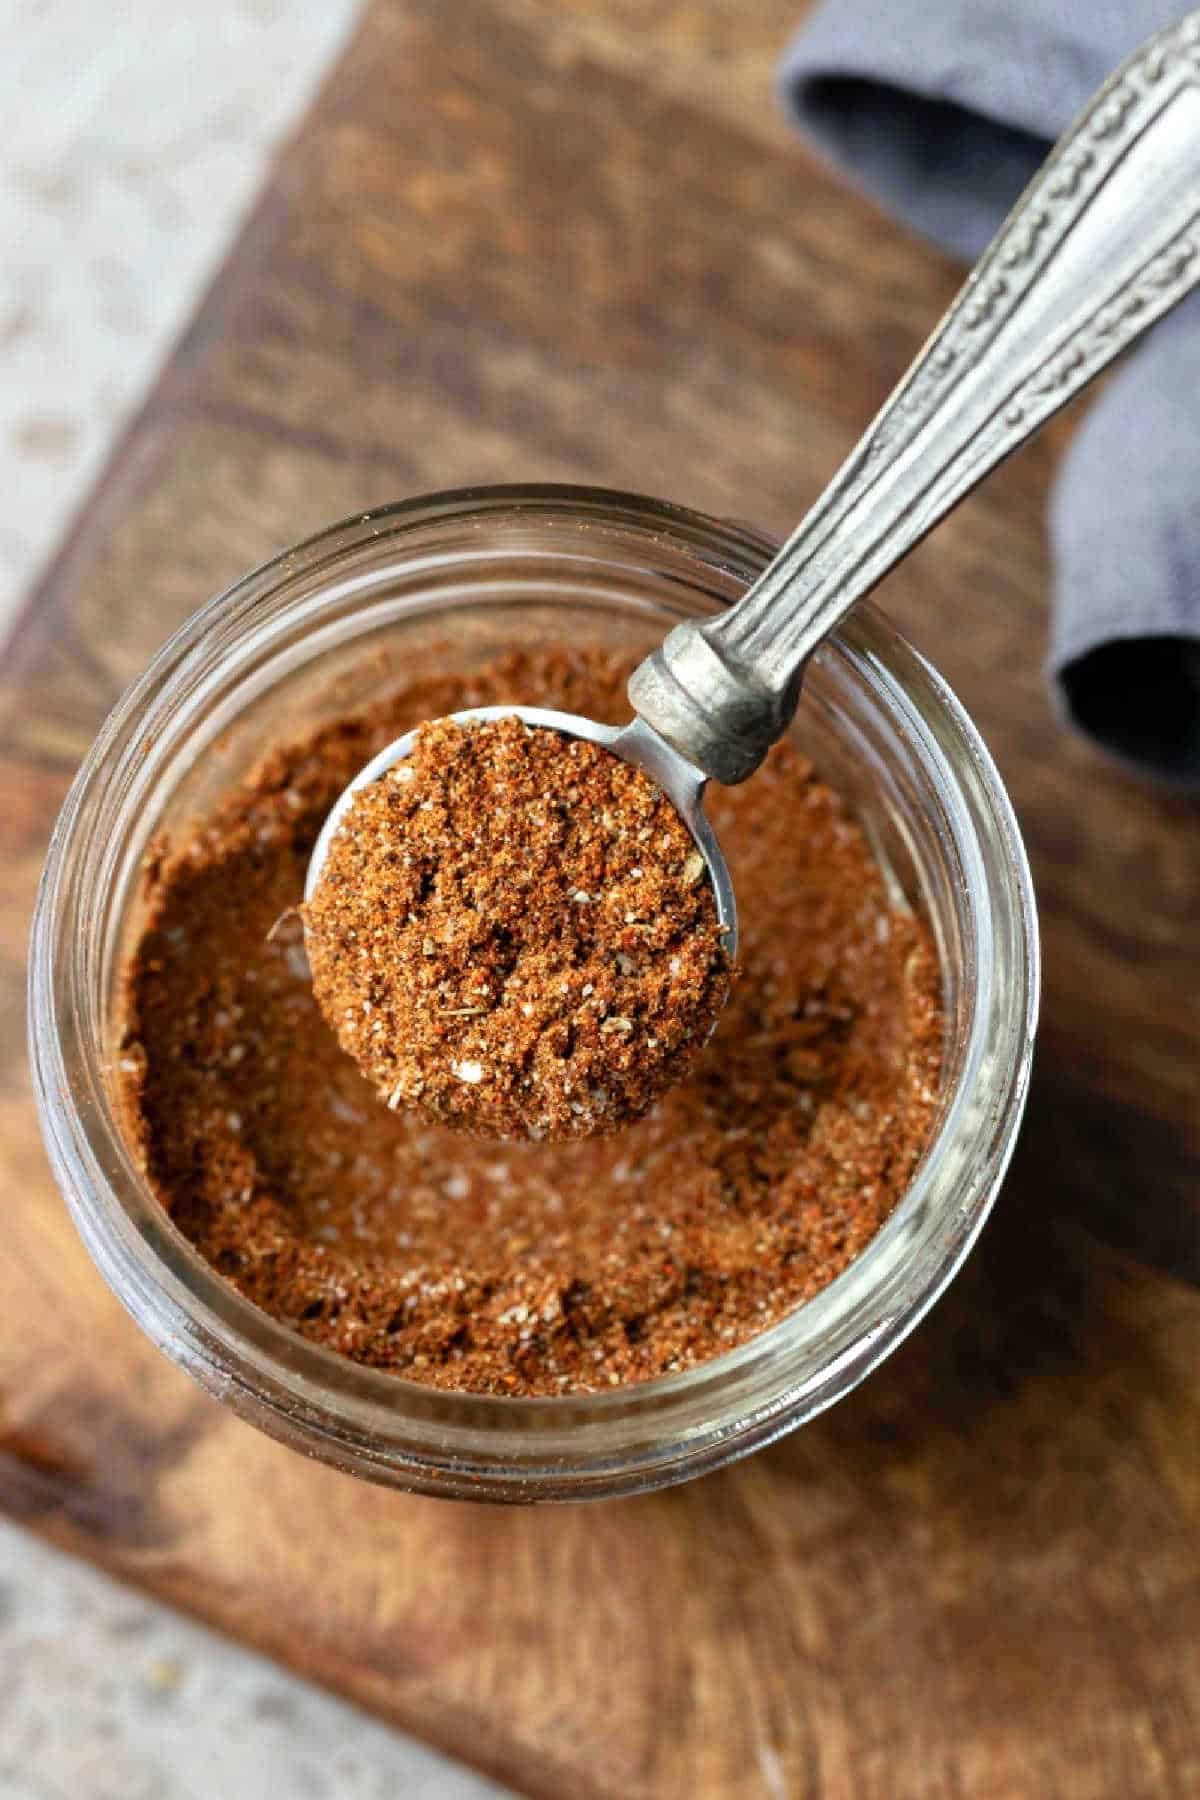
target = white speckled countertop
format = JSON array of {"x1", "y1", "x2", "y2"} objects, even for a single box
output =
[
  {"x1": 0, "y1": 1522, "x2": 507, "y2": 1800},
  {"x1": 2, "y1": 5, "x2": 509, "y2": 1793},
  {"x1": 2, "y1": 1, "x2": 351, "y2": 634}
]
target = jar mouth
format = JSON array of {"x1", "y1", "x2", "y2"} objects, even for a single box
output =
[{"x1": 29, "y1": 484, "x2": 1039, "y2": 1499}]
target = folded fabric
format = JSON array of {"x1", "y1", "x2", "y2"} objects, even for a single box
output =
[{"x1": 780, "y1": 0, "x2": 1200, "y2": 783}]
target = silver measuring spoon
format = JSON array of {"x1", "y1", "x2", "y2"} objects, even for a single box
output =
[
  {"x1": 310, "y1": 12, "x2": 1200, "y2": 944},
  {"x1": 305, "y1": 702, "x2": 738, "y2": 944}
]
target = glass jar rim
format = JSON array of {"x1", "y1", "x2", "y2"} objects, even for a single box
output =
[{"x1": 29, "y1": 484, "x2": 1039, "y2": 1499}]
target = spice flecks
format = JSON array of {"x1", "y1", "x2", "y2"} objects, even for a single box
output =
[
  {"x1": 303, "y1": 715, "x2": 733, "y2": 1141},
  {"x1": 117, "y1": 647, "x2": 944, "y2": 1397}
]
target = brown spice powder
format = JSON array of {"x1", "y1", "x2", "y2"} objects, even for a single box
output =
[
  {"x1": 304, "y1": 715, "x2": 732, "y2": 1140},
  {"x1": 118, "y1": 646, "x2": 944, "y2": 1396}
]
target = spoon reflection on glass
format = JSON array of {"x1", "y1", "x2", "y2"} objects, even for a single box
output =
[{"x1": 309, "y1": 12, "x2": 1200, "y2": 939}]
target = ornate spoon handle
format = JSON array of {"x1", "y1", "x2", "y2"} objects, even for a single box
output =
[{"x1": 630, "y1": 12, "x2": 1200, "y2": 782}]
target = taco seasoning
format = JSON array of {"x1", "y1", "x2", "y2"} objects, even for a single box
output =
[
  {"x1": 303, "y1": 715, "x2": 733, "y2": 1141},
  {"x1": 117, "y1": 646, "x2": 944, "y2": 1397}
]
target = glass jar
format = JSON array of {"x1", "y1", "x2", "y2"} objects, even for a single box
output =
[{"x1": 29, "y1": 486, "x2": 1038, "y2": 1502}]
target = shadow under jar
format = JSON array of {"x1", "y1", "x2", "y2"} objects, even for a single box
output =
[{"x1": 29, "y1": 486, "x2": 1038, "y2": 1502}]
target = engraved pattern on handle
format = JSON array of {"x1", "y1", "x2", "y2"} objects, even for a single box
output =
[{"x1": 629, "y1": 12, "x2": 1200, "y2": 782}]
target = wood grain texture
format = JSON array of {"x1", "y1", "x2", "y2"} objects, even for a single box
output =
[{"x1": 2, "y1": 1, "x2": 1198, "y2": 1794}]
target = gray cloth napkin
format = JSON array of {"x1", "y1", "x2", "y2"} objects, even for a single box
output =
[{"x1": 780, "y1": 0, "x2": 1200, "y2": 784}]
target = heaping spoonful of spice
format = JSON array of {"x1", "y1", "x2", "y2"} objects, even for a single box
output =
[{"x1": 305, "y1": 12, "x2": 1200, "y2": 1139}]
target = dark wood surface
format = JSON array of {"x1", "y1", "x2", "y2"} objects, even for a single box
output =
[{"x1": 1, "y1": 2, "x2": 1198, "y2": 1794}]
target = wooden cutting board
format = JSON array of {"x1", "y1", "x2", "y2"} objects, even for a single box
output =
[{"x1": 1, "y1": 3, "x2": 1197, "y2": 1794}]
